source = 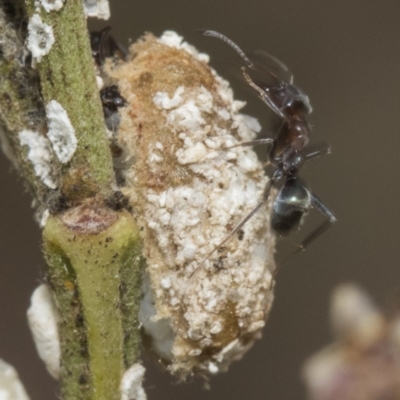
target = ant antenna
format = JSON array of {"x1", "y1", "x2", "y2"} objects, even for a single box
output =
[
  {"x1": 241, "y1": 67, "x2": 286, "y2": 119},
  {"x1": 203, "y1": 30, "x2": 254, "y2": 67},
  {"x1": 203, "y1": 30, "x2": 285, "y2": 118}
]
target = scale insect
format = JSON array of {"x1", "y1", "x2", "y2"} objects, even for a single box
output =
[{"x1": 202, "y1": 30, "x2": 336, "y2": 273}]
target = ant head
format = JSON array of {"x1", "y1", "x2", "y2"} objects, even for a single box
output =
[
  {"x1": 269, "y1": 84, "x2": 312, "y2": 116},
  {"x1": 100, "y1": 85, "x2": 127, "y2": 113}
]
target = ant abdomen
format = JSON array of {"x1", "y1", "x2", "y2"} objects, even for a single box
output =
[{"x1": 271, "y1": 178, "x2": 311, "y2": 235}]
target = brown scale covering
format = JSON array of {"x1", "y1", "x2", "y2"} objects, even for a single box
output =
[
  {"x1": 106, "y1": 33, "x2": 275, "y2": 377},
  {"x1": 108, "y1": 35, "x2": 216, "y2": 192}
]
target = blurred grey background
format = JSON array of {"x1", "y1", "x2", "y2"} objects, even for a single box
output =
[{"x1": 1, "y1": 0, "x2": 400, "y2": 399}]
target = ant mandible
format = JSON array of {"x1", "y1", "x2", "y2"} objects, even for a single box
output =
[{"x1": 202, "y1": 30, "x2": 336, "y2": 270}]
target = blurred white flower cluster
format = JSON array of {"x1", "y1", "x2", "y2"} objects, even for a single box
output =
[{"x1": 303, "y1": 284, "x2": 400, "y2": 400}]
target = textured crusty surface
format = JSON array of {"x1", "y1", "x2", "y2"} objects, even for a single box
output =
[{"x1": 107, "y1": 31, "x2": 276, "y2": 377}]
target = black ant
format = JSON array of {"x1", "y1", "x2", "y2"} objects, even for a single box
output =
[
  {"x1": 202, "y1": 30, "x2": 336, "y2": 272},
  {"x1": 89, "y1": 27, "x2": 128, "y2": 132},
  {"x1": 100, "y1": 84, "x2": 127, "y2": 129}
]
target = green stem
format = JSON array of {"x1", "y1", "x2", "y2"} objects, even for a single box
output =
[
  {"x1": 43, "y1": 207, "x2": 144, "y2": 400},
  {"x1": 3, "y1": 3, "x2": 146, "y2": 399},
  {"x1": 25, "y1": 0, "x2": 114, "y2": 199}
]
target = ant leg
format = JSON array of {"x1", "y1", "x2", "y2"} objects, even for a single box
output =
[
  {"x1": 98, "y1": 27, "x2": 112, "y2": 64},
  {"x1": 209, "y1": 177, "x2": 274, "y2": 257},
  {"x1": 304, "y1": 145, "x2": 332, "y2": 161},
  {"x1": 224, "y1": 138, "x2": 273, "y2": 149},
  {"x1": 274, "y1": 193, "x2": 336, "y2": 278},
  {"x1": 262, "y1": 160, "x2": 271, "y2": 169},
  {"x1": 226, "y1": 120, "x2": 285, "y2": 150},
  {"x1": 202, "y1": 30, "x2": 287, "y2": 120},
  {"x1": 294, "y1": 194, "x2": 336, "y2": 255},
  {"x1": 241, "y1": 67, "x2": 286, "y2": 119}
]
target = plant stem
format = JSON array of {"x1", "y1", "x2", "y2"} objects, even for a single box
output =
[
  {"x1": 43, "y1": 207, "x2": 144, "y2": 400},
  {"x1": 15, "y1": 2, "x2": 146, "y2": 399},
  {"x1": 0, "y1": 2, "x2": 49, "y2": 202},
  {"x1": 25, "y1": 0, "x2": 114, "y2": 199}
]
